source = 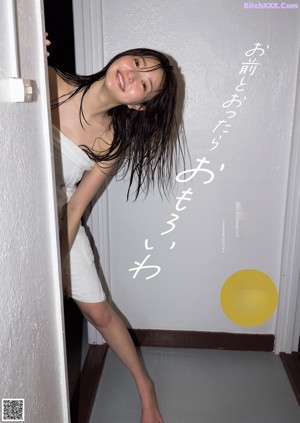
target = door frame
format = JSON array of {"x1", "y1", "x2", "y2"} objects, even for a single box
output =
[
  {"x1": 275, "y1": 49, "x2": 300, "y2": 354},
  {"x1": 72, "y1": 0, "x2": 108, "y2": 345}
]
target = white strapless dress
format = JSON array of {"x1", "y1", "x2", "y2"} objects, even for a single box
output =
[{"x1": 52, "y1": 126, "x2": 106, "y2": 303}]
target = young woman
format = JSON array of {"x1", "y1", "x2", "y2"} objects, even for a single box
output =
[{"x1": 48, "y1": 47, "x2": 184, "y2": 423}]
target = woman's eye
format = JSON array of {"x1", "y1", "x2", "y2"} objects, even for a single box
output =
[
  {"x1": 134, "y1": 58, "x2": 140, "y2": 67},
  {"x1": 142, "y1": 81, "x2": 147, "y2": 91}
]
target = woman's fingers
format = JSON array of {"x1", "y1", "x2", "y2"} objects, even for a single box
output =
[{"x1": 45, "y1": 32, "x2": 51, "y2": 56}]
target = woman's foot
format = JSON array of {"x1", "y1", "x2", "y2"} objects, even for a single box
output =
[{"x1": 140, "y1": 380, "x2": 163, "y2": 423}]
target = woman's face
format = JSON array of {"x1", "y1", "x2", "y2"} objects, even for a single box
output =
[{"x1": 104, "y1": 55, "x2": 164, "y2": 109}]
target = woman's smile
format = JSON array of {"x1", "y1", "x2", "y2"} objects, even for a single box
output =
[{"x1": 117, "y1": 71, "x2": 125, "y2": 91}]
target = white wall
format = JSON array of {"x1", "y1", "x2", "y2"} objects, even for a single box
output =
[
  {"x1": 73, "y1": 0, "x2": 300, "y2": 339},
  {"x1": 0, "y1": 1, "x2": 69, "y2": 421},
  {"x1": 102, "y1": 0, "x2": 300, "y2": 334}
]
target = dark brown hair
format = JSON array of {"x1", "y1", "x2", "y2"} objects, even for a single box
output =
[{"x1": 52, "y1": 48, "x2": 186, "y2": 199}]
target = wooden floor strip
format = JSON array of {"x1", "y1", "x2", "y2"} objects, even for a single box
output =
[
  {"x1": 129, "y1": 329, "x2": 274, "y2": 351},
  {"x1": 280, "y1": 352, "x2": 300, "y2": 406},
  {"x1": 71, "y1": 344, "x2": 108, "y2": 423}
]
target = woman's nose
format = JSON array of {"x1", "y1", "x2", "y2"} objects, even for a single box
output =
[{"x1": 128, "y1": 70, "x2": 139, "y2": 83}]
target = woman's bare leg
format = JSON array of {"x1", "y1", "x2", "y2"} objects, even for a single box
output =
[{"x1": 75, "y1": 299, "x2": 163, "y2": 423}]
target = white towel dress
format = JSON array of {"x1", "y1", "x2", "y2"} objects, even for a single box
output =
[{"x1": 52, "y1": 125, "x2": 106, "y2": 303}]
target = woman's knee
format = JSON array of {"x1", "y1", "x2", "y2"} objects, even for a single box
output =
[{"x1": 76, "y1": 300, "x2": 113, "y2": 329}]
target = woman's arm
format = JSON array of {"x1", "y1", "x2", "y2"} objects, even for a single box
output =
[{"x1": 59, "y1": 162, "x2": 115, "y2": 270}]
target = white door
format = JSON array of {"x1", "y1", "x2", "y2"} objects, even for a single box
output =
[{"x1": 0, "y1": 1, "x2": 70, "y2": 421}]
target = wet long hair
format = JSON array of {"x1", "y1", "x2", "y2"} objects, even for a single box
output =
[{"x1": 52, "y1": 48, "x2": 185, "y2": 199}]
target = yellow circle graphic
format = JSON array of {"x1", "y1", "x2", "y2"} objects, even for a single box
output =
[{"x1": 220, "y1": 269, "x2": 278, "y2": 327}]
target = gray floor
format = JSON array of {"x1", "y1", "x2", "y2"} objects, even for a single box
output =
[{"x1": 90, "y1": 347, "x2": 300, "y2": 423}]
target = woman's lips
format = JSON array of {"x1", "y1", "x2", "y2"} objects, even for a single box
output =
[{"x1": 117, "y1": 71, "x2": 125, "y2": 91}]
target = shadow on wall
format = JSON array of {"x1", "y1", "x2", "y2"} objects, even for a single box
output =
[{"x1": 44, "y1": 0, "x2": 75, "y2": 73}]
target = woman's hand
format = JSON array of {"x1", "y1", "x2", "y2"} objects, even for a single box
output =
[{"x1": 45, "y1": 32, "x2": 51, "y2": 57}]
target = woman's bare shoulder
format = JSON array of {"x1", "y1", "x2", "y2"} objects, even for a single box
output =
[
  {"x1": 48, "y1": 66, "x2": 59, "y2": 101},
  {"x1": 48, "y1": 66, "x2": 70, "y2": 100}
]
